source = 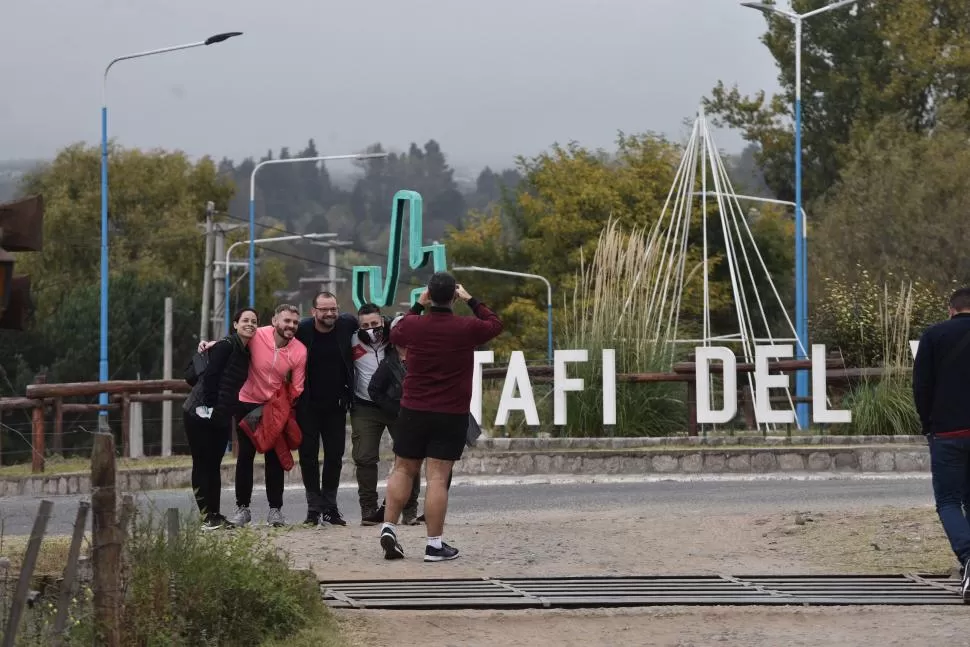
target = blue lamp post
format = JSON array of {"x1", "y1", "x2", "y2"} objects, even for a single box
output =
[
  {"x1": 741, "y1": 0, "x2": 857, "y2": 429},
  {"x1": 452, "y1": 265, "x2": 554, "y2": 364},
  {"x1": 99, "y1": 32, "x2": 242, "y2": 418}
]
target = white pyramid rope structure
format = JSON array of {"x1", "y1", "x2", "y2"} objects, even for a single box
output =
[{"x1": 650, "y1": 108, "x2": 806, "y2": 430}]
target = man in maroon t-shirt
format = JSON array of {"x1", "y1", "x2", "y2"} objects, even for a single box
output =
[{"x1": 379, "y1": 271, "x2": 503, "y2": 562}]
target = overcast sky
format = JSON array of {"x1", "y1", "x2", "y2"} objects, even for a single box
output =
[{"x1": 1, "y1": 0, "x2": 781, "y2": 176}]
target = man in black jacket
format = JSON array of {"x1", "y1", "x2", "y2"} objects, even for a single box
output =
[
  {"x1": 913, "y1": 287, "x2": 970, "y2": 600},
  {"x1": 295, "y1": 291, "x2": 357, "y2": 526}
]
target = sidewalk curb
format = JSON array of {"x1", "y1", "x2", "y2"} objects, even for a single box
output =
[{"x1": 0, "y1": 435, "x2": 929, "y2": 496}]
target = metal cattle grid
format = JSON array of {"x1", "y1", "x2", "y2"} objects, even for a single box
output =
[{"x1": 320, "y1": 574, "x2": 966, "y2": 610}]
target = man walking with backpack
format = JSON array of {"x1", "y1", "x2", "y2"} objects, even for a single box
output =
[{"x1": 913, "y1": 287, "x2": 970, "y2": 601}]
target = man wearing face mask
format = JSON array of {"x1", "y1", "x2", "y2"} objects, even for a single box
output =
[
  {"x1": 295, "y1": 291, "x2": 358, "y2": 526},
  {"x1": 352, "y1": 304, "x2": 421, "y2": 526}
]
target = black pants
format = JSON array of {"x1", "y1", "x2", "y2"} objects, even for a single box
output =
[
  {"x1": 234, "y1": 402, "x2": 285, "y2": 510},
  {"x1": 297, "y1": 406, "x2": 347, "y2": 513},
  {"x1": 183, "y1": 411, "x2": 230, "y2": 517}
]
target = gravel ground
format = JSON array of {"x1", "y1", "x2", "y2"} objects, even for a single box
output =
[{"x1": 270, "y1": 484, "x2": 970, "y2": 646}]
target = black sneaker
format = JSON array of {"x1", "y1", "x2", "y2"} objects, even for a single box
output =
[
  {"x1": 424, "y1": 542, "x2": 459, "y2": 562},
  {"x1": 361, "y1": 505, "x2": 385, "y2": 526},
  {"x1": 380, "y1": 527, "x2": 405, "y2": 560},
  {"x1": 201, "y1": 514, "x2": 227, "y2": 532},
  {"x1": 303, "y1": 512, "x2": 321, "y2": 526},
  {"x1": 415, "y1": 513, "x2": 426, "y2": 524},
  {"x1": 321, "y1": 508, "x2": 347, "y2": 526},
  {"x1": 962, "y1": 562, "x2": 970, "y2": 602}
]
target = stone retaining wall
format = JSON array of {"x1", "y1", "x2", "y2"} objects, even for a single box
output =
[{"x1": 0, "y1": 435, "x2": 929, "y2": 497}]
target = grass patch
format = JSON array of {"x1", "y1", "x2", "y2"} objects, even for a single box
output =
[
  {"x1": 0, "y1": 533, "x2": 79, "y2": 576},
  {"x1": 0, "y1": 454, "x2": 197, "y2": 477}
]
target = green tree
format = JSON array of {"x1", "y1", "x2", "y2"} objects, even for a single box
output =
[
  {"x1": 811, "y1": 102, "x2": 970, "y2": 289},
  {"x1": 444, "y1": 133, "x2": 794, "y2": 358},
  {"x1": 704, "y1": 0, "x2": 970, "y2": 203}
]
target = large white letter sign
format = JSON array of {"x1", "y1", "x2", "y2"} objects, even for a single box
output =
[
  {"x1": 602, "y1": 349, "x2": 617, "y2": 426},
  {"x1": 695, "y1": 346, "x2": 737, "y2": 424},
  {"x1": 554, "y1": 350, "x2": 588, "y2": 425},
  {"x1": 811, "y1": 344, "x2": 851, "y2": 424},
  {"x1": 471, "y1": 351, "x2": 495, "y2": 426},
  {"x1": 754, "y1": 344, "x2": 795, "y2": 424},
  {"x1": 494, "y1": 351, "x2": 540, "y2": 426}
]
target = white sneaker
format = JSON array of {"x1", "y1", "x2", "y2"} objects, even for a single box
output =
[
  {"x1": 229, "y1": 505, "x2": 251, "y2": 528},
  {"x1": 267, "y1": 508, "x2": 285, "y2": 528}
]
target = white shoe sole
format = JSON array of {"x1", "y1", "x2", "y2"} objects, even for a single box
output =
[{"x1": 424, "y1": 552, "x2": 460, "y2": 562}]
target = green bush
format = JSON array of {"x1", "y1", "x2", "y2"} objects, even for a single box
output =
[
  {"x1": 828, "y1": 279, "x2": 923, "y2": 436},
  {"x1": 16, "y1": 509, "x2": 341, "y2": 647},
  {"x1": 118, "y1": 511, "x2": 325, "y2": 646},
  {"x1": 812, "y1": 272, "x2": 945, "y2": 367}
]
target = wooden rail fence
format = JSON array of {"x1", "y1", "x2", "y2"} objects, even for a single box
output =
[{"x1": 0, "y1": 356, "x2": 904, "y2": 473}]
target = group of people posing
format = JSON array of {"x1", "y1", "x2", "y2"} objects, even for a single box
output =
[{"x1": 182, "y1": 271, "x2": 502, "y2": 562}]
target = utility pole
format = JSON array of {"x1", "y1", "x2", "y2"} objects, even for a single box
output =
[
  {"x1": 298, "y1": 239, "x2": 351, "y2": 298},
  {"x1": 210, "y1": 222, "x2": 248, "y2": 338},
  {"x1": 198, "y1": 201, "x2": 215, "y2": 341},
  {"x1": 161, "y1": 297, "x2": 173, "y2": 457}
]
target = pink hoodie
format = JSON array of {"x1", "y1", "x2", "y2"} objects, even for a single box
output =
[{"x1": 238, "y1": 326, "x2": 307, "y2": 405}]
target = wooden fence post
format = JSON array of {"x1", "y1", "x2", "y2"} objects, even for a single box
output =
[
  {"x1": 51, "y1": 501, "x2": 90, "y2": 645},
  {"x1": 1, "y1": 499, "x2": 52, "y2": 647},
  {"x1": 166, "y1": 508, "x2": 180, "y2": 546},
  {"x1": 91, "y1": 433, "x2": 121, "y2": 647},
  {"x1": 31, "y1": 374, "x2": 46, "y2": 474},
  {"x1": 53, "y1": 397, "x2": 63, "y2": 456},
  {"x1": 120, "y1": 394, "x2": 130, "y2": 459}
]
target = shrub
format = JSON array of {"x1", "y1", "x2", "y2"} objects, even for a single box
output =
[
  {"x1": 561, "y1": 218, "x2": 687, "y2": 436},
  {"x1": 837, "y1": 281, "x2": 922, "y2": 435},
  {"x1": 15, "y1": 508, "x2": 340, "y2": 647},
  {"x1": 812, "y1": 271, "x2": 945, "y2": 367},
  {"x1": 118, "y1": 510, "x2": 324, "y2": 646}
]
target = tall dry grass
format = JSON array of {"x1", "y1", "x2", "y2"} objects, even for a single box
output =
[
  {"x1": 562, "y1": 218, "x2": 688, "y2": 436},
  {"x1": 840, "y1": 281, "x2": 922, "y2": 435}
]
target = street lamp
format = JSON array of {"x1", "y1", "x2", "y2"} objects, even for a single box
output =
[
  {"x1": 452, "y1": 265, "x2": 554, "y2": 364},
  {"x1": 741, "y1": 0, "x2": 857, "y2": 428},
  {"x1": 99, "y1": 31, "x2": 243, "y2": 417},
  {"x1": 247, "y1": 152, "x2": 389, "y2": 307},
  {"x1": 222, "y1": 232, "x2": 336, "y2": 334}
]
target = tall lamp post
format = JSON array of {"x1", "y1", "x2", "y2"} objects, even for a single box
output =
[
  {"x1": 99, "y1": 31, "x2": 242, "y2": 418},
  {"x1": 247, "y1": 152, "x2": 389, "y2": 307},
  {"x1": 222, "y1": 232, "x2": 336, "y2": 334},
  {"x1": 741, "y1": 0, "x2": 857, "y2": 428},
  {"x1": 452, "y1": 265, "x2": 554, "y2": 364}
]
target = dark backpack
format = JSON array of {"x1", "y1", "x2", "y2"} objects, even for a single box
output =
[{"x1": 184, "y1": 348, "x2": 211, "y2": 386}]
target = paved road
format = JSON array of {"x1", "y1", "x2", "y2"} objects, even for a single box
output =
[{"x1": 0, "y1": 475, "x2": 934, "y2": 536}]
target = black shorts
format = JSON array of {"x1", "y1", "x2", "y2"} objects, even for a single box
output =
[{"x1": 392, "y1": 406, "x2": 468, "y2": 462}]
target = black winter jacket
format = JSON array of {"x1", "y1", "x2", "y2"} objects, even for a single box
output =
[
  {"x1": 913, "y1": 312, "x2": 970, "y2": 435},
  {"x1": 368, "y1": 348, "x2": 405, "y2": 417},
  {"x1": 200, "y1": 333, "x2": 251, "y2": 421},
  {"x1": 295, "y1": 313, "x2": 358, "y2": 412}
]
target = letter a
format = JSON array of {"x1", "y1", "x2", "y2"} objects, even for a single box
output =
[{"x1": 494, "y1": 351, "x2": 540, "y2": 426}]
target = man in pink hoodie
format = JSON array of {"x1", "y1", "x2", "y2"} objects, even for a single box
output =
[{"x1": 228, "y1": 303, "x2": 307, "y2": 528}]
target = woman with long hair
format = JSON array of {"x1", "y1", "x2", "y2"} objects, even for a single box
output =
[{"x1": 184, "y1": 307, "x2": 258, "y2": 530}]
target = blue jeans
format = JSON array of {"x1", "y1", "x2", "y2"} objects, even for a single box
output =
[{"x1": 929, "y1": 435, "x2": 970, "y2": 565}]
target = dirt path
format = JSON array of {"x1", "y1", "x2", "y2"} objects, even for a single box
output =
[{"x1": 274, "y1": 502, "x2": 970, "y2": 646}]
